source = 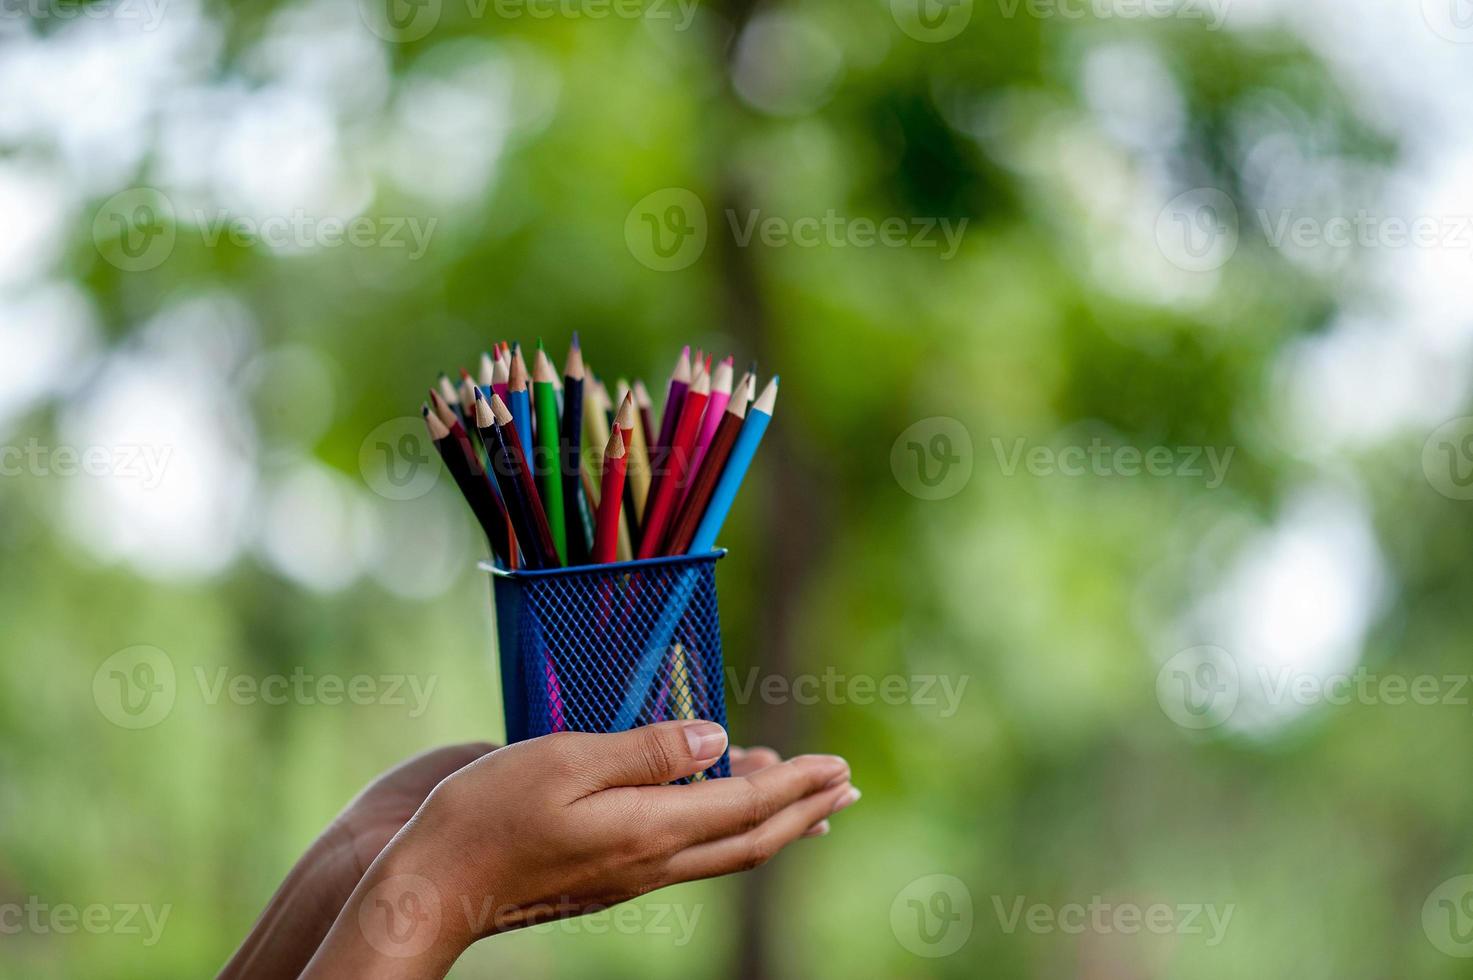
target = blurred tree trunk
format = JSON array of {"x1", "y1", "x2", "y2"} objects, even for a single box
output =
[{"x1": 711, "y1": 4, "x2": 833, "y2": 978}]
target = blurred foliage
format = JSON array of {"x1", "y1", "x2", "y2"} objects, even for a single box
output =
[{"x1": 2, "y1": 0, "x2": 1471, "y2": 978}]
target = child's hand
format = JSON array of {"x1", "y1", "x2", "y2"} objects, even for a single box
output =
[{"x1": 302, "y1": 721, "x2": 858, "y2": 978}]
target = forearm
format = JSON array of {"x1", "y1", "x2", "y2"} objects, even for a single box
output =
[
  {"x1": 298, "y1": 834, "x2": 471, "y2": 980},
  {"x1": 218, "y1": 824, "x2": 363, "y2": 980}
]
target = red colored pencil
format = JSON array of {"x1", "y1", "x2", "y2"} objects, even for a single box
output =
[
  {"x1": 637, "y1": 368, "x2": 710, "y2": 558},
  {"x1": 664, "y1": 372, "x2": 751, "y2": 555},
  {"x1": 593, "y1": 428, "x2": 627, "y2": 563}
]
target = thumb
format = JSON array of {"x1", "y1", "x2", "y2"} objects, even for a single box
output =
[{"x1": 550, "y1": 720, "x2": 728, "y2": 790}]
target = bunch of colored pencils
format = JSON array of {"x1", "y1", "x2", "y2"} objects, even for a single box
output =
[{"x1": 422, "y1": 338, "x2": 777, "y2": 570}]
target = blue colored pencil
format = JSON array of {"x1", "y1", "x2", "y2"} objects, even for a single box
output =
[
  {"x1": 508, "y1": 346, "x2": 535, "y2": 462},
  {"x1": 687, "y1": 376, "x2": 777, "y2": 553}
]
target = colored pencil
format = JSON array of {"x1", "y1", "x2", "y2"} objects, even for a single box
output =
[
  {"x1": 652, "y1": 345, "x2": 691, "y2": 471},
  {"x1": 688, "y1": 354, "x2": 733, "y2": 489},
  {"x1": 665, "y1": 372, "x2": 751, "y2": 555},
  {"x1": 491, "y1": 392, "x2": 559, "y2": 568},
  {"x1": 472, "y1": 390, "x2": 534, "y2": 570},
  {"x1": 638, "y1": 368, "x2": 710, "y2": 558},
  {"x1": 633, "y1": 380, "x2": 656, "y2": 463},
  {"x1": 507, "y1": 348, "x2": 535, "y2": 467},
  {"x1": 428, "y1": 387, "x2": 457, "y2": 430},
  {"x1": 688, "y1": 376, "x2": 777, "y2": 553},
  {"x1": 458, "y1": 370, "x2": 479, "y2": 432},
  {"x1": 561, "y1": 336, "x2": 588, "y2": 565},
  {"x1": 426, "y1": 403, "x2": 511, "y2": 565},
  {"x1": 594, "y1": 427, "x2": 626, "y2": 563},
  {"x1": 429, "y1": 388, "x2": 481, "y2": 477},
  {"x1": 478, "y1": 352, "x2": 495, "y2": 389},
  {"x1": 616, "y1": 383, "x2": 651, "y2": 524},
  {"x1": 437, "y1": 372, "x2": 461, "y2": 422},
  {"x1": 491, "y1": 346, "x2": 510, "y2": 403},
  {"x1": 533, "y1": 345, "x2": 567, "y2": 564}
]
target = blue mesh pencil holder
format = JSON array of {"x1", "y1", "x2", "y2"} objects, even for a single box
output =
[{"x1": 481, "y1": 551, "x2": 731, "y2": 781}]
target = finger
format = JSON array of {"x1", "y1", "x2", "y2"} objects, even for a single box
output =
[
  {"x1": 729, "y1": 746, "x2": 782, "y2": 777},
  {"x1": 609, "y1": 753, "x2": 848, "y2": 847},
  {"x1": 541, "y1": 720, "x2": 729, "y2": 794},
  {"x1": 801, "y1": 819, "x2": 830, "y2": 838},
  {"x1": 665, "y1": 782, "x2": 860, "y2": 882}
]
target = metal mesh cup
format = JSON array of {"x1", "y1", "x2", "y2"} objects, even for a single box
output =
[{"x1": 482, "y1": 550, "x2": 731, "y2": 781}]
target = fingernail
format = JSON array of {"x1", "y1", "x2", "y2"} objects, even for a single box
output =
[
  {"x1": 831, "y1": 787, "x2": 861, "y2": 814},
  {"x1": 683, "y1": 721, "x2": 727, "y2": 761},
  {"x1": 802, "y1": 820, "x2": 830, "y2": 838}
]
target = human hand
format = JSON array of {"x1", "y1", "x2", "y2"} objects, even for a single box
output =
[{"x1": 302, "y1": 721, "x2": 858, "y2": 978}]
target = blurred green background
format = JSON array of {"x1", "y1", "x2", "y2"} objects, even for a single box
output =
[{"x1": 5, "y1": 0, "x2": 1473, "y2": 976}]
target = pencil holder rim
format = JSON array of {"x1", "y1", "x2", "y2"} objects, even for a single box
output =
[{"x1": 478, "y1": 549, "x2": 727, "y2": 580}]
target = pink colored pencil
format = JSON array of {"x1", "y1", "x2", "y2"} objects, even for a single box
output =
[{"x1": 688, "y1": 355, "x2": 733, "y2": 483}]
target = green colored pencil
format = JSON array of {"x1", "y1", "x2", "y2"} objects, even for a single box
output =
[{"x1": 533, "y1": 343, "x2": 567, "y2": 563}]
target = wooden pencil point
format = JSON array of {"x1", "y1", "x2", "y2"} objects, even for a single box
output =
[{"x1": 490, "y1": 392, "x2": 514, "y2": 426}]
